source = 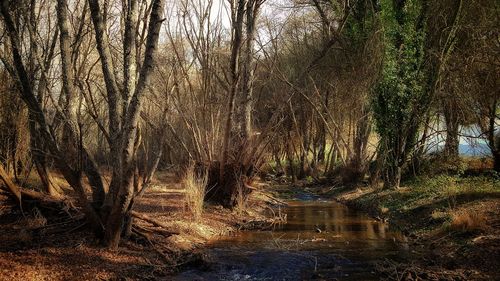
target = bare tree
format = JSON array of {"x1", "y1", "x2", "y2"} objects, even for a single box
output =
[
  {"x1": 87, "y1": 0, "x2": 165, "y2": 248},
  {"x1": 1, "y1": 0, "x2": 166, "y2": 248}
]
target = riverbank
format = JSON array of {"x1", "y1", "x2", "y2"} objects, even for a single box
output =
[
  {"x1": 0, "y1": 172, "x2": 276, "y2": 281},
  {"x1": 327, "y1": 175, "x2": 500, "y2": 280}
]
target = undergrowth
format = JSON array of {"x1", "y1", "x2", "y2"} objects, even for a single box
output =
[
  {"x1": 377, "y1": 175, "x2": 500, "y2": 213},
  {"x1": 347, "y1": 174, "x2": 499, "y2": 235}
]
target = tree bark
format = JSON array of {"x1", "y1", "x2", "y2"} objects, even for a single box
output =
[
  {"x1": 57, "y1": 0, "x2": 105, "y2": 206},
  {"x1": 443, "y1": 100, "x2": 459, "y2": 158},
  {"x1": 350, "y1": 104, "x2": 371, "y2": 180},
  {"x1": 0, "y1": 164, "x2": 22, "y2": 206},
  {"x1": 88, "y1": 0, "x2": 123, "y2": 214},
  {"x1": 486, "y1": 100, "x2": 500, "y2": 172},
  {"x1": 93, "y1": 0, "x2": 165, "y2": 249},
  {"x1": 123, "y1": 0, "x2": 139, "y2": 108},
  {"x1": 384, "y1": 165, "x2": 402, "y2": 190},
  {"x1": 220, "y1": 0, "x2": 246, "y2": 182},
  {"x1": 28, "y1": 116, "x2": 61, "y2": 196},
  {"x1": 238, "y1": 0, "x2": 262, "y2": 139}
]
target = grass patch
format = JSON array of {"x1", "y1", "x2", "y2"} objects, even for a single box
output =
[
  {"x1": 183, "y1": 164, "x2": 208, "y2": 221},
  {"x1": 342, "y1": 174, "x2": 499, "y2": 235},
  {"x1": 397, "y1": 175, "x2": 500, "y2": 211},
  {"x1": 448, "y1": 210, "x2": 487, "y2": 233}
]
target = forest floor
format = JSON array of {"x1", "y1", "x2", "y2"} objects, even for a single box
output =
[
  {"x1": 315, "y1": 174, "x2": 500, "y2": 280},
  {"x1": 0, "y1": 171, "x2": 276, "y2": 281}
]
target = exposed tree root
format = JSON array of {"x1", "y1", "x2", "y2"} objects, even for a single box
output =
[{"x1": 131, "y1": 227, "x2": 176, "y2": 265}]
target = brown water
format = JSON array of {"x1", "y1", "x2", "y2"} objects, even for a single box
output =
[{"x1": 174, "y1": 198, "x2": 409, "y2": 280}]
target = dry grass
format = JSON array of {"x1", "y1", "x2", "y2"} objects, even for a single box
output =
[
  {"x1": 431, "y1": 210, "x2": 448, "y2": 220},
  {"x1": 183, "y1": 165, "x2": 208, "y2": 221},
  {"x1": 379, "y1": 206, "x2": 389, "y2": 214},
  {"x1": 25, "y1": 207, "x2": 47, "y2": 228},
  {"x1": 465, "y1": 157, "x2": 494, "y2": 171},
  {"x1": 449, "y1": 210, "x2": 487, "y2": 232},
  {"x1": 235, "y1": 180, "x2": 246, "y2": 215}
]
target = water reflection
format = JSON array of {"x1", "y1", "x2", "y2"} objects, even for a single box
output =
[{"x1": 174, "y1": 200, "x2": 409, "y2": 280}]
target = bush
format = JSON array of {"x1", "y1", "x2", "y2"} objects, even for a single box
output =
[{"x1": 416, "y1": 154, "x2": 468, "y2": 177}]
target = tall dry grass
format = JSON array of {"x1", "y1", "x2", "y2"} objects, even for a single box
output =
[
  {"x1": 235, "y1": 179, "x2": 246, "y2": 215},
  {"x1": 449, "y1": 210, "x2": 487, "y2": 232},
  {"x1": 183, "y1": 165, "x2": 208, "y2": 220}
]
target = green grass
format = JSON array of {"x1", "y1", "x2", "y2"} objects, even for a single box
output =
[
  {"x1": 343, "y1": 174, "x2": 500, "y2": 235},
  {"x1": 379, "y1": 175, "x2": 500, "y2": 211}
]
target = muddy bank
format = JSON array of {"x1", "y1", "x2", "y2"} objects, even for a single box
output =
[{"x1": 0, "y1": 173, "x2": 276, "y2": 281}]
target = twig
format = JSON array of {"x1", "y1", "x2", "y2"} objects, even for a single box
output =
[
  {"x1": 134, "y1": 224, "x2": 177, "y2": 238},
  {"x1": 130, "y1": 211, "x2": 180, "y2": 235},
  {"x1": 262, "y1": 192, "x2": 288, "y2": 206}
]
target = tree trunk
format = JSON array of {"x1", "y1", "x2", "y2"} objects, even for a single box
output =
[
  {"x1": 238, "y1": 0, "x2": 261, "y2": 139},
  {"x1": 0, "y1": 164, "x2": 22, "y2": 206},
  {"x1": 273, "y1": 148, "x2": 284, "y2": 175},
  {"x1": 443, "y1": 101, "x2": 459, "y2": 158},
  {"x1": 34, "y1": 159, "x2": 61, "y2": 196},
  {"x1": 286, "y1": 132, "x2": 297, "y2": 183},
  {"x1": 493, "y1": 150, "x2": 500, "y2": 173},
  {"x1": 350, "y1": 104, "x2": 371, "y2": 181},
  {"x1": 317, "y1": 90, "x2": 329, "y2": 164},
  {"x1": 487, "y1": 100, "x2": 500, "y2": 173},
  {"x1": 220, "y1": 0, "x2": 246, "y2": 181},
  {"x1": 28, "y1": 117, "x2": 61, "y2": 196},
  {"x1": 384, "y1": 165, "x2": 402, "y2": 190},
  {"x1": 215, "y1": 0, "x2": 263, "y2": 208},
  {"x1": 58, "y1": 0, "x2": 106, "y2": 206},
  {"x1": 137, "y1": 146, "x2": 163, "y2": 197},
  {"x1": 88, "y1": 0, "x2": 165, "y2": 248},
  {"x1": 104, "y1": 171, "x2": 135, "y2": 248},
  {"x1": 88, "y1": 0, "x2": 123, "y2": 217}
]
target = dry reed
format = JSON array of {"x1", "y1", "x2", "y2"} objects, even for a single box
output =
[{"x1": 183, "y1": 164, "x2": 208, "y2": 220}]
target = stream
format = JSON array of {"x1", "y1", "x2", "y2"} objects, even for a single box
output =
[{"x1": 174, "y1": 195, "x2": 410, "y2": 280}]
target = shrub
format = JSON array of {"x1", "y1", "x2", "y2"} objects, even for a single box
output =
[{"x1": 417, "y1": 154, "x2": 468, "y2": 177}]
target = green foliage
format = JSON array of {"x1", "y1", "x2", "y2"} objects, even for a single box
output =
[
  {"x1": 372, "y1": 0, "x2": 429, "y2": 187},
  {"x1": 344, "y1": 0, "x2": 378, "y2": 48},
  {"x1": 306, "y1": 175, "x2": 314, "y2": 184}
]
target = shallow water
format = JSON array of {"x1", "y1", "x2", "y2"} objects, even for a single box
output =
[{"x1": 174, "y1": 199, "x2": 409, "y2": 280}]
